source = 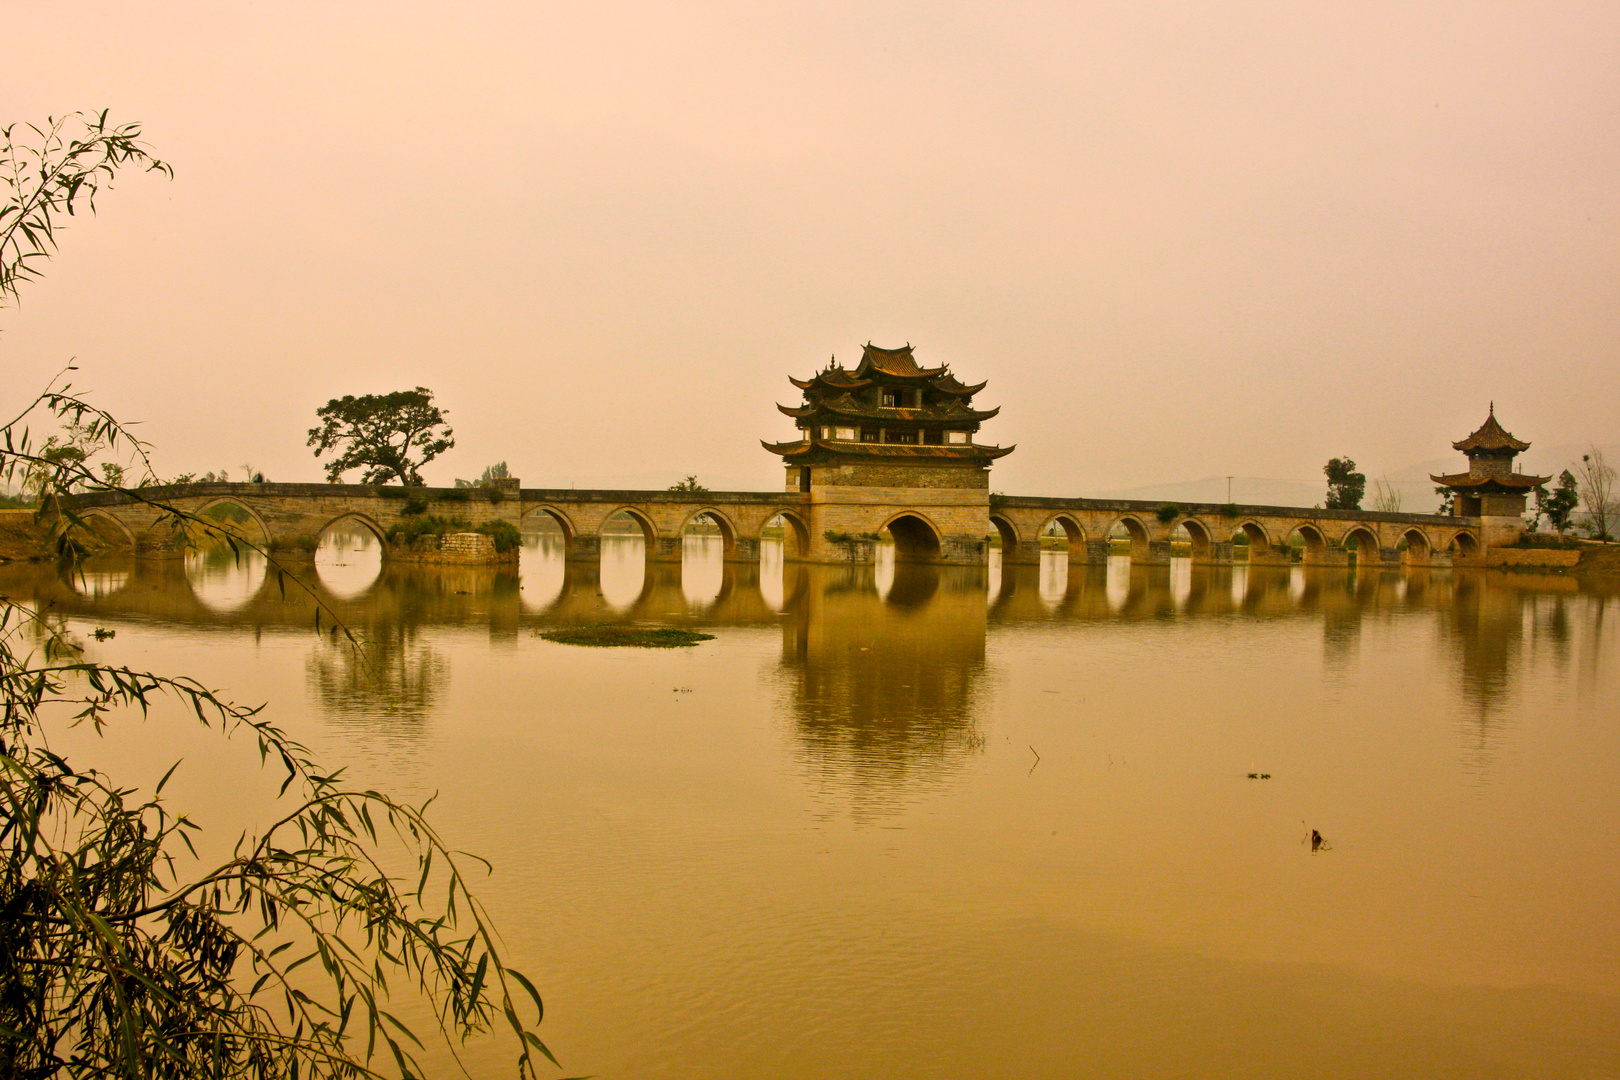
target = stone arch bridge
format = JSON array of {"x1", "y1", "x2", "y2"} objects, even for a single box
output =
[
  {"x1": 987, "y1": 495, "x2": 1480, "y2": 567},
  {"x1": 70, "y1": 481, "x2": 813, "y2": 563},
  {"x1": 70, "y1": 481, "x2": 1481, "y2": 568}
]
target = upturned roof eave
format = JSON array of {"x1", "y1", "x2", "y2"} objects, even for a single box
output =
[
  {"x1": 1430, "y1": 472, "x2": 1550, "y2": 489},
  {"x1": 761, "y1": 438, "x2": 1015, "y2": 461}
]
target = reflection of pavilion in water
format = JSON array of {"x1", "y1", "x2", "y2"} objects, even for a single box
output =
[
  {"x1": 776, "y1": 563, "x2": 989, "y2": 819},
  {"x1": 1434, "y1": 570, "x2": 1584, "y2": 776}
]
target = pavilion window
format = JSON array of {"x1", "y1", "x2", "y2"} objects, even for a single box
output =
[
  {"x1": 882, "y1": 388, "x2": 902, "y2": 408},
  {"x1": 923, "y1": 429, "x2": 943, "y2": 445},
  {"x1": 861, "y1": 427, "x2": 881, "y2": 443},
  {"x1": 947, "y1": 431, "x2": 969, "y2": 444},
  {"x1": 835, "y1": 427, "x2": 856, "y2": 440},
  {"x1": 886, "y1": 430, "x2": 918, "y2": 445}
]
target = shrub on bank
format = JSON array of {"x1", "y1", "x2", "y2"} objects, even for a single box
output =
[
  {"x1": 385, "y1": 515, "x2": 522, "y2": 554},
  {"x1": 474, "y1": 519, "x2": 522, "y2": 553},
  {"x1": 1506, "y1": 532, "x2": 1586, "y2": 550}
]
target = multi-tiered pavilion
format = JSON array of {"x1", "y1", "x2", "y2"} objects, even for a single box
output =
[
  {"x1": 762, "y1": 343, "x2": 1013, "y2": 562},
  {"x1": 1431, "y1": 406, "x2": 1549, "y2": 547}
]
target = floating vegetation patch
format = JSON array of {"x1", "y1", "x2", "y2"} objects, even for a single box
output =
[{"x1": 538, "y1": 625, "x2": 715, "y2": 648}]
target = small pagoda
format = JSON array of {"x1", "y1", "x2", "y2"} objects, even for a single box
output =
[
  {"x1": 762, "y1": 343, "x2": 1014, "y2": 482},
  {"x1": 1430, "y1": 405, "x2": 1550, "y2": 519}
]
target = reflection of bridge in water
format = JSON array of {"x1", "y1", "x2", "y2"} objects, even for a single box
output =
[
  {"x1": 7, "y1": 551, "x2": 1588, "y2": 633},
  {"x1": 7, "y1": 554, "x2": 1599, "y2": 814}
]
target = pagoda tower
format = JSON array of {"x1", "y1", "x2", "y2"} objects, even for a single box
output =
[
  {"x1": 1430, "y1": 405, "x2": 1548, "y2": 546},
  {"x1": 763, "y1": 343, "x2": 1013, "y2": 563}
]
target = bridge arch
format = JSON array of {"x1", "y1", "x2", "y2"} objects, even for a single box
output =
[
  {"x1": 1450, "y1": 531, "x2": 1480, "y2": 559},
  {"x1": 1343, "y1": 525, "x2": 1382, "y2": 567},
  {"x1": 521, "y1": 504, "x2": 577, "y2": 545},
  {"x1": 680, "y1": 507, "x2": 738, "y2": 556},
  {"x1": 77, "y1": 507, "x2": 137, "y2": 549},
  {"x1": 316, "y1": 512, "x2": 387, "y2": 547},
  {"x1": 600, "y1": 506, "x2": 657, "y2": 545},
  {"x1": 1173, "y1": 517, "x2": 1213, "y2": 561},
  {"x1": 1041, "y1": 513, "x2": 1087, "y2": 559},
  {"x1": 989, "y1": 513, "x2": 1020, "y2": 554},
  {"x1": 1232, "y1": 520, "x2": 1270, "y2": 561},
  {"x1": 1108, "y1": 515, "x2": 1151, "y2": 561},
  {"x1": 1288, "y1": 522, "x2": 1328, "y2": 563},
  {"x1": 1400, "y1": 527, "x2": 1432, "y2": 566},
  {"x1": 881, "y1": 511, "x2": 942, "y2": 562},
  {"x1": 190, "y1": 497, "x2": 272, "y2": 547},
  {"x1": 764, "y1": 510, "x2": 811, "y2": 561}
]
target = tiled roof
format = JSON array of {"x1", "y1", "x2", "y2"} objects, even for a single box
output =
[{"x1": 1453, "y1": 407, "x2": 1531, "y2": 453}]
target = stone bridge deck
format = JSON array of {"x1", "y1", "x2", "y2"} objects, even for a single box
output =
[{"x1": 68, "y1": 482, "x2": 1484, "y2": 567}]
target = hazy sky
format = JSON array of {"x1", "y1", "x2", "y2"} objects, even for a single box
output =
[{"x1": 6, "y1": 1, "x2": 1617, "y2": 496}]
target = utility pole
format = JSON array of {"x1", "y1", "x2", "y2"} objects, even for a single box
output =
[{"x1": 1226, "y1": 475, "x2": 1234, "y2": 503}]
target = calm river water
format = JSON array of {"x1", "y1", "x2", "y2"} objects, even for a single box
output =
[{"x1": 8, "y1": 535, "x2": 1619, "y2": 1078}]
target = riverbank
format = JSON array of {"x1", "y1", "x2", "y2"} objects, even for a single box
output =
[{"x1": 0, "y1": 510, "x2": 47, "y2": 562}]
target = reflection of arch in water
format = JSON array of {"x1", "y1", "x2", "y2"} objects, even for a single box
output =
[
  {"x1": 522, "y1": 505, "x2": 576, "y2": 546},
  {"x1": 1400, "y1": 527, "x2": 1432, "y2": 566},
  {"x1": 883, "y1": 512, "x2": 942, "y2": 562},
  {"x1": 190, "y1": 497, "x2": 272, "y2": 547},
  {"x1": 681, "y1": 508, "x2": 738, "y2": 557},
  {"x1": 884, "y1": 562, "x2": 941, "y2": 608},
  {"x1": 1107, "y1": 516, "x2": 1151, "y2": 561},
  {"x1": 680, "y1": 511, "x2": 732, "y2": 607},
  {"x1": 314, "y1": 513, "x2": 386, "y2": 600}
]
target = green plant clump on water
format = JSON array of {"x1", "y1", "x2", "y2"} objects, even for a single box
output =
[{"x1": 539, "y1": 625, "x2": 716, "y2": 648}]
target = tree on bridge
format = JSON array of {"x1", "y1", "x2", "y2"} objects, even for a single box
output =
[
  {"x1": 1324, "y1": 457, "x2": 1366, "y2": 510},
  {"x1": 307, "y1": 387, "x2": 455, "y2": 485}
]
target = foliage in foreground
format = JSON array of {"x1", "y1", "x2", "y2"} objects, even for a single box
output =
[{"x1": 2, "y1": 111, "x2": 570, "y2": 1079}]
